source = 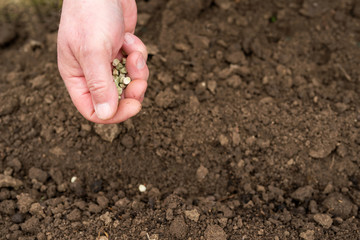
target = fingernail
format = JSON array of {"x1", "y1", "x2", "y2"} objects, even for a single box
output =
[
  {"x1": 136, "y1": 55, "x2": 145, "y2": 70},
  {"x1": 94, "y1": 102, "x2": 112, "y2": 120},
  {"x1": 124, "y1": 33, "x2": 134, "y2": 45}
]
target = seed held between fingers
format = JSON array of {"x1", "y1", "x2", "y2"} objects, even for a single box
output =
[{"x1": 112, "y1": 57, "x2": 132, "y2": 100}]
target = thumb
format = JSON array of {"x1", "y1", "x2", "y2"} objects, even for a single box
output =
[{"x1": 80, "y1": 46, "x2": 119, "y2": 120}]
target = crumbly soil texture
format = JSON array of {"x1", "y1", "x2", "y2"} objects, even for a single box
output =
[{"x1": 1, "y1": 0, "x2": 360, "y2": 239}]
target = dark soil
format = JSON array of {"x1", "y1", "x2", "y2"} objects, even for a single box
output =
[{"x1": 1, "y1": 0, "x2": 360, "y2": 239}]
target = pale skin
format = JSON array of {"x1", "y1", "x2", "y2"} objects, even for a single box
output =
[{"x1": 57, "y1": 0, "x2": 149, "y2": 124}]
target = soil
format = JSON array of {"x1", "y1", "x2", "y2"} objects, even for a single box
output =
[{"x1": 1, "y1": 0, "x2": 360, "y2": 239}]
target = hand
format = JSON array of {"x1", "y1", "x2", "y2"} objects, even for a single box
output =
[{"x1": 57, "y1": 0, "x2": 148, "y2": 123}]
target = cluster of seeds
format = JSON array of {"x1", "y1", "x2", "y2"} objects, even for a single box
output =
[{"x1": 112, "y1": 58, "x2": 132, "y2": 100}]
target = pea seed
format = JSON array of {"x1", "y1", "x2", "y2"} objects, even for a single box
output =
[
  {"x1": 113, "y1": 69, "x2": 119, "y2": 76},
  {"x1": 123, "y1": 77, "x2": 131, "y2": 85},
  {"x1": 112, "y1": 59, "x2": 120, "y2": 67},
  {"x1": 120, "y1": 68, "x2": 127, "y2": 74}
]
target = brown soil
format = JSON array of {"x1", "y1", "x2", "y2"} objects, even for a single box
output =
[{"x1": 1, "y1": 0, "x2": 360, "y2": 239}]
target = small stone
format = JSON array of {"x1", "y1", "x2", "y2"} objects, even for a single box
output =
[
  {"x1": 323, "y1": 193, "x2": 355, "y2": 219},
  {"x1": 207, "y1": 80, "x2": 217, "y2": 94},
  {"x1": 29, "y1": 167, "x2": 48, "y2": 183},
  {"x1": 11, "y1": 213, "x2": 25, "y2": 224},
  {"x1": 155, "y1": 89, "x2": 177, "y2": 109},
  {"x1": 204, "y1": 224, "x2": 227, "y2": 240},
  {"x1": 96, "y1": 196, "x2": 109, "y2": 209},
  {"x1": 313, "y1": 213, "x2": 333, "y2": 229},
  {"x1": 0, "y1": 199, "x2": 16, "y2": 215},
  {"x1": 0, "y1": 93, "x2": 19, "y2": 117},
  {"x1": 20, "y1": 216, "x2": 40, "y2": 234},
  {"x1": 49, "y1": 168, "x2": 63, "y2": 185},
  {"x1": 81, "y1": 123, "x2": 92, "y2": 132},
  {"x1": 94, "y1": 124, "x2": 120, "y2": 142},
  {"x1": 309, "y1": 143, "x2": 336, "y2": 159},
  {"x1": 17, "y1": 193, "x2": 34, "y2": 213},
  {"x1": 300, "y1": 230, "x2": 314, "y2": 240},
  {"x1": 226, "y1": 75, "x2": 242, "y2": 88},
  {"x1": 6, "y1": 158, "x2": 22, "y2": 172},
  {"x1": 29, "y1": 74, "x2": 48, "y2": 89},
  {"x1": 169, "y1": 216, "x2": 188, "y2": 239},
  {"x1": 185, "y1": 209, "x2": 200, "y2": 222},
  {"x1": 196, "y1": 165, "x2": 209, "y2": 181},
  {"x1": 257, "y1": 139, "x2": 270, "y2": 149},
  {"x1": 218, "y1": 134, "x2": 229, "y2": 146},
  {"x1": 225, "y1": 51, "x2": 246, "y2": 64},
  {"x1": 309, "y1": 200, "x2": 318, "y2": 214},
  {"x1": 121, "y1": 134, "x2": 134, "y2": 148},
  {"x1": 100, "y1": 212, "x2": 112, "y2": 225},
  {"x1": 67, "y1": 209, "x2": 81, "y2": 221},
  {"x1": 37, "y1": 233, "x2": 46, "y2": 240},
  {"x1": 88, "y1": 203, "x2": 102, "y2": 213},
  {"x1": 291, "y1": 186, "x2": 313, "y2": 202},
  {"x1": 323, "y1": 183, "x2": 334, "y2": 194},
  {"x1": 29, "y1": 203, "x2": 45, "y2": 218}
]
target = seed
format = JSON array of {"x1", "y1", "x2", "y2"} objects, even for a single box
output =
[
  {"x1": 119, "y1": 83, "x2": 126, "y2": 89},
  {"x1": 123, "y1": 77, "x2": 131, "y2": 85},
  {"x1": 139, "y1": 184, "x2": 146, "y2": 192},
  {"x1": 120, "y1": 68, "x2": 127, "y2": 74},
  {"x1": 121, "y1": 58, "x2": 126, "y2": 65},
  {"x1": 116, "y1": 63, "x2": 123, "y2": 70},
  {"x1": 112, "y1": 58, "x2": 120, "y2": 67},
  {"x1": 117, "y1": 87, "x2": 123, "y2": 95},
  {"x1": 113, "y1": 69, "x2": 119, "y2": 76},
  {"x1": 114, "y1": 76, "x2": 120, "y2": 86}
]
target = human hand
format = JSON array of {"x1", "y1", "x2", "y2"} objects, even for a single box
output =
[{"x1": 57, "y1": 0, "x2": 148, "y2": 123}]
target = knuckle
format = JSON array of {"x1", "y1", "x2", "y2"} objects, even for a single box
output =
[{"x1": 87, "y1": 79, "x2": 107, "y2": 96}]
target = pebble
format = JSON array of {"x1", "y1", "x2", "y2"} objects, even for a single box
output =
[
  {"x1": 322, "y1": 193, "x2": 355, "y2": 219},
  {"x1": 204, "y1": 224, "x2": 227, "y2": 240},
  {"x1": 20, "y1": 216, "x2": 40, "y2": 233},
  {"x1": 96, "y1": 195, "x2": 109, "y2": 209},
  {"x1": 29, "y1": 203, "x2": 45, "y2": 218},
  {"x1": 16, "y1": 193, "x2": 34, "y2": 213},
  {"x1": 0, "y1": 199, "x2": 16, "y2": 215},
  {"x1": 67, "y1": 209, "x2": 81, "y2": 221},
  {"x1": 309, "y1": 200, "x2": 318, "y2": 214},
  {"x1": 184, "y1": 209, "x2": 200, "y2": 222},
  {"x1": 313, "y1": 213, "x2": 333, "y2": 229},
  {"x1": 309, "y1": 142, "x2": 336, "y2": 159},
  {"x1": 169, "y1": 216, "x2": 188, "y2": 239},
  {"x1": 226, "y1": 75, "x2": 242, "y2": 88},
  {"x1": 6, "y1": 158, "x2": 22, "y2": 172},
  {"x1": 28, "y1": 167, "x2": 48, "y2": 183},
  {"x1": 0, "y1": 174, "x2": 23, "y2": 188},
  {"x1": 99, "y1": 212, "x2": 112, "y2": 225},
  {"x1": 218, "y1": 134, "x2": 229, "y2": 147},
  {"x1": 49, "y1": 168, "x2": 63, "y2": 185},
  {"x1": 0, "y1": 92, "x2": 19, "y2": 117},
  {"x1": 207, "y1": 80, "x2": 217, "y2": 94},
  {"x1": 29, "y1": 74, "x2": 48, "y2": 89},
  {"x1": 155, "y1": 89, "x2": 177, "y2": 108},
  {"x1": 121, "y1": 134, "x2": 134, "y2": 148},
  {"x1": 291, "y1": 186, "x2": 314, "y2": 202},
  {"x1": 299, "y1": 230, "x2": 314, "y2": 240},
  {"x1": 11, "y1": 212, "x2": 25, "y2": 224},
  {"x1": 88, "y1": 203, "x2": 102, "y2": 213},
  {"x1": 196, "y1": 165, "x2": 209, "y2": 181},
  {"x1": 225, "y1": 51, "x2": 246, "y2": 64},
  {"x1": 94, "y1": 124, "x2": 120, "y2": 142}
]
